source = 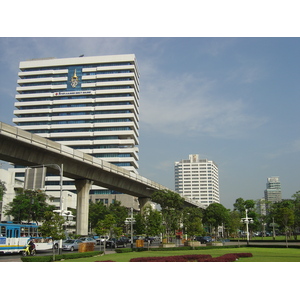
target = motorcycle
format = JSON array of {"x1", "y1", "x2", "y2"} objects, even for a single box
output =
[{"x1": 22, "y1": 243, "x2": 36, "y2": 256}]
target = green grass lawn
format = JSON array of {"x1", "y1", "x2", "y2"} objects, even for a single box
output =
[{"x1": 62, "y1": 247, "x2": 300, "y2": 262}]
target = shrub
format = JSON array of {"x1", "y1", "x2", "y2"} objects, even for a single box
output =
[
  {"x1": 21, "y1": 255, "x2": 53, "y2": 262},
  {"x1": 20, "y1": 251, "x2": 103, "y2": 262},
  {"x1": 115, "y1": 248, "x2": 133, "y2": 253}
]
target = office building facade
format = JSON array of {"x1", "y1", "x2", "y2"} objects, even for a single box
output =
[
  {"x1": 174, "y1": 154, "x2": 220, "y2": 208},
  {"x1": 12, "y1": 54, "x2": 140, "y2": 209},
  {"x1": 264, "y1": 176, "x2": 282, "y2": 203}
]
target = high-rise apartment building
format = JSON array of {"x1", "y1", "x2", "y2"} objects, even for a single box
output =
[
  {"x1": 12, "y1": 54, "x2": 140, "y2": 209},
  {"x1": 264, "y1": 176, "x2": 282, "y2": 203},
  {"x1": 174, "y1": 154, "x2": 220, "y2": 208}
]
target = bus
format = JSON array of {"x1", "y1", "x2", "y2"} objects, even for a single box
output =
[{"x1": 0, "y1": 221, "x2": 53, "y2": 254}]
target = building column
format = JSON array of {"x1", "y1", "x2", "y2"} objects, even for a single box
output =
[
  {"x1": 75, "y1": 179, "x2": 93, "y2": 235},
  {"x1": 138, "y1": 197, "x2": 152, "y2": 213}
]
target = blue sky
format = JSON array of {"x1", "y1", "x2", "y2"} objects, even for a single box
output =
[{"x1": 1, "y1": 37, "x2": 300, "y2": 209}]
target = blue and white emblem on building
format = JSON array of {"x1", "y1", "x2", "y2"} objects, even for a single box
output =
[{"x1": 70, "y1": 69, "x2": 79, "y2": 88}]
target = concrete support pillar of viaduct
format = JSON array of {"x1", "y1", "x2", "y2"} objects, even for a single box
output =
[
  {"x1": 75, "y1": 179, "x2": 93, "y2": 236},
  {"x1": 138, "y1": 197, "x2": 152, "y2": 213}
]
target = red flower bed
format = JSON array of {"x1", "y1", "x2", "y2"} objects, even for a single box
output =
[
  {"x1": 130, "y1": 254, "x2": 212, "y2": 262},
  {"x1": 235, "y1": 253, "x2": 253, "y2": 258},
  {"x1": 129, "y1": 253, "x2": 253, "y2": 262},
  {"x1": 199, "y1": 253, "x2": 253, "y2": 262},
  {"x1": 206, "y1": 254, "x2": 238, "y2": 262},
  {"x1": 94, "y1": 253, "x2": 253, "y2": 262}
]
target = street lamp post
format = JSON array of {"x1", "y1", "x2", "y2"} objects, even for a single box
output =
[
  {"x1": 125, "y1": 207, "x2": 135, "y2": 249},
  {"x1": 241, "y1": 209, "x2": 253, "y2": 245}
]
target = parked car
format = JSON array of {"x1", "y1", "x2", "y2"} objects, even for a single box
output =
[
  {"x1": 120, "y1": 236, "x2": 130, "y2": 243},
  {"x1": 96, "y1": 236, "x2": 109, "y2": 245},
  {"x1": 53, "y1": 239, "x2": 67, "y2": 249},
  {"x1": 144, "y1": 236, "x2": 155, "y2": 243},
  {"x1": 79, "y1": 237, "x2": 97, "y2": 244},
  {"x1": 105, "y1": 237, "x2": 129, "y2": 248},
  {"x1": 62, "y1": 239, "x2": 83, "y2": 251},
  {"x1": 130, "y1": 236, "x2": 143, "y2": 243},
  {"x1": 195, "y1": 236, "x2": 213, "y2": 244}
]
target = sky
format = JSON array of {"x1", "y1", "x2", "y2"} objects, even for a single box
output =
[
  {"x1": 1, "y1": 36, "x2": 300, "y2": 210},
  {"x1": 1, "y1": 2, "x2": 300, "y2": 210}
]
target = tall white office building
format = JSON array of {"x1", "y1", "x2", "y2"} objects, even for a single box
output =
[
  {"x1": 175, "y1": 154, "x2": 220, "y2": 208},
  {"x1": 12, "y1": 54, "x2": 140, "y2": 209},
  {"x1": 264, "y1": 176, "x2": 282, "y2": 203}
]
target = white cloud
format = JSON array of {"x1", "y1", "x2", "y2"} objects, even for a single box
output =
[
  {"x1": 140, "y1": 70, "x2": 267, "y2": 138},
  {"x1": 266, "y1": 138, "x2": 300, "y2": 159}
]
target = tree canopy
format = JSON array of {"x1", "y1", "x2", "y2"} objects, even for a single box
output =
[
  {"x1": 39, "y1": 211, "x2": 66, "y2": 240},
  {"x1": 89, "y1": 200, "x2": 128, "y2": 237},
  {"x1": 4, "y1": 189, "x2": 55, "y2": 224},
  {"x1": 151, "y1": 189, "x2": 185, "y2": 239},
  {"x1": 203, "y1": 203, "x2": 229, "y2": 236},
  {"x1": 182, "y1": 207, "x2": 204, "y2": 239}
]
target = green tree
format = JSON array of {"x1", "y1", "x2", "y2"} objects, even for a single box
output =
[
  {"x1": 4, "y1": 189, "x2": 55, "y2": 224},
  {"x1": 108, "y1": 200, "x2": 128, "y2": 228},
  {"x1": 151, "y1": 189, "x2": 184, "y2": 211},
  {"x1": 89, "y1": 201, "x2": 108, "y2": 231},
  {"x1": 203, "y1": 203, "x2": 229, "y2": 238},
  {"x1": 244, "y1": 199, "x2": 256, "y2": 210},
  {"x1": 133, "y1": 212, "x2": 145, "y2": 235},
  {"x1": 0, "y1": 180, "x2": 6, "y2": 202},
  {"x1": 151, "y1": 189, "x2": 184, "y2": 241},
  {"x1": 39, "y1": 211, "x2": 66, "y2": 260},
  {"x1": 233, "y1": 198, "x2": 245, "y2": 215},
  {"x1": 95, "y1": 214, "x2": 121, "y2": 238},
  {"x1": 291, "y1": 192, "x2": 300, "y2": 240},
  {"x1": 233, "y1": 198, "x2": 259, "y2": 236},
  {"x1": 89, "y1": 200, "x2": 128, "y2": 235},
  {"x1": 39, "y1": 211, "x2": 66, "y2": 240},
  {"x1": 273, "y1": 204, "x2": 294, "y2": 247},
  {"x1": 143, "y1": 205, "x2": 163, "y2": 237},
  {"x1": 182, "y1": 207, "x2": 204, "y2": 242},
  {"x1": 227, "y1": 210, "x2": 242, "y2": 238}
]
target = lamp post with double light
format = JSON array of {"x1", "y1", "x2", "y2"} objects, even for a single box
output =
[
  {"x1": 125, "y1": 207, "x2": 135, "y2": 249},
  {"x1": 241, "y1": 209, "x2": 253, "y2": 245}
]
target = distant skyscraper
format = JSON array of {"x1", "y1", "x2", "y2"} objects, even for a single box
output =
[
  {"x1": 174, "y1": 154, "x2": 220, "y2": 208},
  {"x1": 264, "y1": 176, "x2": 282, "y2": 203},
  {"x1": 12, "y1": 54, "x2": 140, "y2": 209}
]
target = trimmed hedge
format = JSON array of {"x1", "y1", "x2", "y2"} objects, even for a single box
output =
[
  {"x1": 115, "y1": 248, "x2": 135, "y2": 253},
  {"x1": 21, "y1": 251, "x2": 103, "y2": 262}
]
